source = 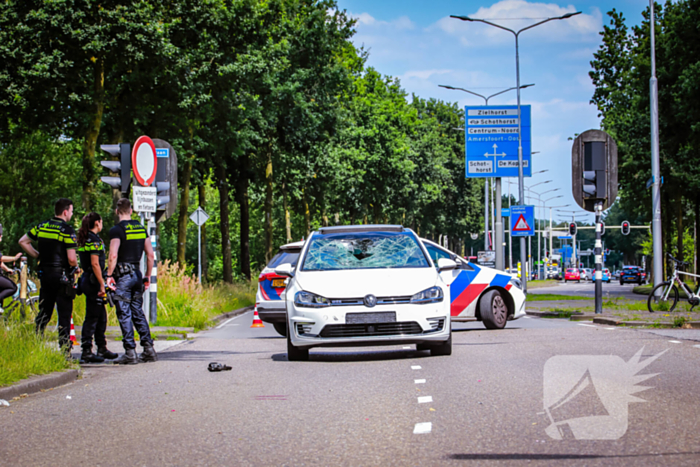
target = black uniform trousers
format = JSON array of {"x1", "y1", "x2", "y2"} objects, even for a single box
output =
[
  {"x1": 35, "y1": 271, "x2": 73, "y2": 350},
  {"x1": 79, "y1": 274, "x2": 107, "y2": 351}
]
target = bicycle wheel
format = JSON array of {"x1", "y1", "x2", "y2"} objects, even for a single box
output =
[{"x1": 647, "y1": 282, "x2": 679, "y2": 313}]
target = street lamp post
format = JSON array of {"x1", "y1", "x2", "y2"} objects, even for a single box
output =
[
  {"x1": 649, "y1": 0, "x2": 663, "y2": 291},
  {"x1": 440, "y1": 83, "x2": 534, "y2": 271},
  {"x1": 451, "y1": 10, "x2": 581, "y2": 291}
]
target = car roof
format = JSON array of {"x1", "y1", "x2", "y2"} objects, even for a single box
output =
[{"x1": 318, "y1": 224, "x2": 405, "y2": 235}]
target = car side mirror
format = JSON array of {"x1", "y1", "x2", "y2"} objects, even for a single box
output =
[
  {"x1": 275, "y1": 263, "x2": 295, "y2": 277},
  {"x1": 437, "y1": 258, "x2": 457, "y2": 272}
]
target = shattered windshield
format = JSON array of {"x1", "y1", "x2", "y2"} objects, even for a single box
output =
[{"x1": 301, "y1": 232, "x2": 430, "y2": 271}]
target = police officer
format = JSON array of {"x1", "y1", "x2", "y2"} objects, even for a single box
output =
[
  {"x1": 106, "y1": 198, "x2": 156, "y2": 364},
  {"x1": 76, "y1": 212, "x2": 118, "y2": 363},
  {"x1": 19, "y1": 198, "x2": 79, "y2": 356}
]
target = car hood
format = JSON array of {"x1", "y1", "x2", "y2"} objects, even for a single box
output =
[{"x1": 294, "y1": 267, "x2": 438, "y2": 298}]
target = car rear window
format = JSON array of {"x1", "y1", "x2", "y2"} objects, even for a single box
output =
[
  {"x1": 567, "y1": 269, "x2": 574, "y2": 272},
  {"x1": 268, "y1": 250, "x2": 301, "y2": 268},
  {"x1": 301, "y1": 231, "x2": 429, "y2": 271}
]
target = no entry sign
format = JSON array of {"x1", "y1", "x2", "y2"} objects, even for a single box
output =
[{"x1": 132, "y1": 136, "x2": 157, "y2": 186}]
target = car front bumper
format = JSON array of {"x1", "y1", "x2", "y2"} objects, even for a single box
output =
[{"x1": 287, "y1": 302, "x2": 451, "y2": 349}]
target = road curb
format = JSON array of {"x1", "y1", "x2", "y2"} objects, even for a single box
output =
[
  {"x1": 210, "y1": 305, "x2": 255, "y2": 325},
  {"x1": 0, "y1": 369, "x2": 81, "y2": 402}
]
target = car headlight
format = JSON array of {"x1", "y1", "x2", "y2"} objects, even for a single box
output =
[
  {"x1": 410, "y1": 286, "x2": 443, "y2": 304},
  {"x1": 509, "y1": 277, "x2": 523, "y2": 290},
  {"x1": 294, "y1": 291, "x2": 330, "y2": 308}
]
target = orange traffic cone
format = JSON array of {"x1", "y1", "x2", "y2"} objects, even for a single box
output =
[
  {"x1": 70, "y1": 315, "x2": 78, "y2": 346},
  {"x1": 250, "y1": 305, "x2": 265, "y2": 328}
]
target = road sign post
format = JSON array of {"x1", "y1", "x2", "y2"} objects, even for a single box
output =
[
  {"x1": 190, "y1": 207, "x2": 210, "y2": 283},
  {"x1": 594, "y1": 203, "x2": 603, "y2": 314}
]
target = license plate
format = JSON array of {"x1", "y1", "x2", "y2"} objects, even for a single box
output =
[
  {"x1": 346, "y1": 312, "x2": 396, "y2": 324},
  {"x1": 272, "y1": 279, "x2": 286, "y2": 288}
]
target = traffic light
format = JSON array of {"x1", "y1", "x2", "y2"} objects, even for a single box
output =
[
  {"x1": 582, "y1": 142, "x2": 607, "y2": 200},
  {"x1": 621, "y1": 220, "x2": 630, "y2": 235},
  {"x1": 569, "y1": 222, "x2": 577, "y2": 236},
  {"x1": 100, "y1": 143, "x2": 132, "y2": 196},
  {"x1": 156, "y1": 181, "x2": 170, "y2": 209}
]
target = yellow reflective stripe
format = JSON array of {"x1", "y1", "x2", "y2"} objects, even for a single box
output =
[
  {"x1": 126, "y1": 233, "x2": 147, "y2": 240},
  {"x1": 37, "y1": 232, "x2": 59, "y2": 240},
  {"x1": 41, "y1": 227, "x2": 61, "y2": 233}
]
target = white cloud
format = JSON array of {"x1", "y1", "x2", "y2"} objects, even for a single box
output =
[
  {"x1": 432, "y1": 0, "x2": 602, "y2": 46},
  {"x1": 400, "y1": 69, "x2": 452, "y2": 80},
  {"x1": 350, "y1": 12, "x2": 415, "y2": 30}
]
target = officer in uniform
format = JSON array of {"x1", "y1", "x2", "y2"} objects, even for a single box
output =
[
  {"x1": 19, "y1": 198, "x2": 79, "y2": 355},
  {"x1": 106, "y1": 198, "x2": 157, "y2": 364},
  {"x1": 76, "y1": 212, "x2": 118, "y2": 363}
]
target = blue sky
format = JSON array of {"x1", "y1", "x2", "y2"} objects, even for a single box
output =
[{"x1": 335, "y1": 0, "x2": 649, "y2": 224}]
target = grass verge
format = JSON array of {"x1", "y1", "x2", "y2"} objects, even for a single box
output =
[
  {"x1": 0, "y1": 323, "x2": 74, "y2": 387},
  {"x1": 527, "y1": 294, "x2": 590, "y2": 302},
  {"x1": 539, "y1": 308, "x2": 581, "y2": 319}
]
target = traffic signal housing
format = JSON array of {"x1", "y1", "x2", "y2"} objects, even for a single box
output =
[
  {"x1": 100, "y1": 143, "x2": 132, "y2": 196},
  {"x1": 569, "y1": 222, "x2": 577, "y2": 236},
  {"x1": 571, "y1": 130, "x2": 618, "y2": 212},
  {"x1": 621, "y1": 220, "x2": 631, "y2": 235}
]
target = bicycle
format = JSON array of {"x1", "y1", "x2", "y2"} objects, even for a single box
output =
[
  {"x1": 2, "y1": 258, "x2": 39, "y2": 321},
  {"x1": 647, "y1": 253, "x2": 700, "y2": 313}
]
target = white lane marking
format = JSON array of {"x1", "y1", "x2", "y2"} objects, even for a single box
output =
[
  {"x1": 403, "y1": 346, "x2": 411, "y2": 349},
  {"x1": 605, "y1": 327, "x2": 616, "y2": 330},
  {"x1": 523, "y1": 316, "x2": 532, "y2": 319},
  {"x1": 669, "y1": 340, "x2": 682, "y2": 344},
  {"x1": 577, "y1": 323, "x2": 596, "y2": 328},
  {"x1": 418, "y1": 396, "x2": 433, "y2": 404},
  {"x1": 413, "y1": 422, "x2": 432, "y2": 434},
  {"x1": 216, "y1": 317, "x2": 236, "y2": 329},
  {"x1": 411, "y1": 365, "x2": 421, "y2": 370},
  {"x1": 694, "y1": 345, "x2": 700, "y2": 349},
  {"x1": 415, "y1": 379, "x2": 426, "y2": 384}
]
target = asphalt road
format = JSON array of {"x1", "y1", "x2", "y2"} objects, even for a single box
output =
[{"x1": 2, "y1": 309, "x2": 700, "y2": 466}]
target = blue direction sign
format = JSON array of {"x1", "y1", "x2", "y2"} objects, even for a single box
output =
[
  {"x1": 501, "y1": 208, "x2": 510, "y2": 217},
  {"x1": 510, "y1": 205, "x2": 535, "y2": 237},
  {"x1": 465, "y1": 105, "x2": 532, "y2": 178}
]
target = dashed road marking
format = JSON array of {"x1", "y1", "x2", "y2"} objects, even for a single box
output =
[
  {"x1": 403, "y1": 346, "x2": 411, "y2": 349},
  {"x1": 418, "y1": 396, "x2": 433, "y2": 404},
  {"x1": 694, "y1": 345, "x2": 700, "y2": 349},
  {"x1": 605, "y1": 327, "x2": 616, "y2": 330},
  {"x1": 413, "y1": 422, "x2": 432, "y2": 434},
  {"x1": 669, "y1": 340, "x2": 682, "y2": 344},
  {"x1": 577, "y1": 323, "x2": 596, "y2": 328},
  {"x1": 411, "y1": 365, "x2": 422, "y2": 370},
  {"x1": 415, "y1": 379, "x2": 426, "y2": 384},
  {"x1": 216, "y1": 317, "x2": 236, "y2": 329}
]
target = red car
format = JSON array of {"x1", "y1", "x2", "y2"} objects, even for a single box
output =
[{"x1": 564, "y1": 268, "x2": 581, "y2": 283}]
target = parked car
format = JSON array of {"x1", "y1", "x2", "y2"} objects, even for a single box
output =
[
  {"x1": 255, "y1": 240, "x2": 304, "y2": 336},
  {"x1": 603, "y1": 268, "x2": 611, "y2": 283},
  {"x1": 564, "y1": 268, "x2": 581, "y2": 282},
  {"x1": 619, "y1": 266, "x2": 643, "y2": 285},
  {"x1": 581, "y1": 268, "x2": 593, "y2": 281},
  {"x1": 277, "y1": 225, "x2": 453, "y2": 361},
  {"x1": 420, "y1": 239, "x2": 526, "y2": 329}
]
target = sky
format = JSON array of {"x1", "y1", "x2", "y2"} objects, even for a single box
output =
[{"x1": 335, "y1": 0, "x2": 650, "y2": 224}]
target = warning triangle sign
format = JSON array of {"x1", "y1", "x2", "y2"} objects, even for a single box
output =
[{"x1": 513, "y1": 214, "x2": 531, "y2": 231}]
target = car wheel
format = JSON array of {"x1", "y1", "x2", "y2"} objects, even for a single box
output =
[
  {"x1": 430, "y1": 332, "x2": 452, "y2": 357},
  {"x1": 286, "y1": 322, "x2": 309, "y2": 361},
  {"x1": 480, "y1": 289, "x2": 508, "y2": 330},
  {"x1": 273, "y1": 322, "x2": 287, "y2": 337}
]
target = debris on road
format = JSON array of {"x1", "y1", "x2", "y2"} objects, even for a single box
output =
[
  {"x1": 208, "y1": 362, "x2": 232, "y2": 372},
  {"x1": 0, "y1": 399, "x2": 9, "y2": 407}
]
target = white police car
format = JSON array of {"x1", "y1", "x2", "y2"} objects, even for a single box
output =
[
  {"x1": 275, "y1": 225, "x2": 453, "y2": 361},
  {"x1": 420, "y1": 239, "x2": 526, "y2": 329},
  {"x1": 255, "y1": 240, "x2": 304, "y2": 336}
]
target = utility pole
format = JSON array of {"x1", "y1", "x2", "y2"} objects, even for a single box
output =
[{"x1": 649, "y1": 0, "x2": 663, "y2": 292}]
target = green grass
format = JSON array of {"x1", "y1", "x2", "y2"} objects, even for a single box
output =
[
  {"x1": 526, "y1": 280, "x2": 558, "y2": 289},
  {"x1": 527, "y1": 294, "x2": 590, "y2": 302},
  {"x1": 0, "y1": 323, "x2": 75, "y2": 387}
]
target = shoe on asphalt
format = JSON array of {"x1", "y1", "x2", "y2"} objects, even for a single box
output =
[
  {"x1": 113, "y1": 349, "x2": 139, "y2": 365},
  {"x1": 97, "y1": 346, "x2": 118, "y2": 360},
  {"x1": 80, "y1": 351, "x2": 105, "y2": 364},
  {"x1": 139, "y1": 345, "x2": 158, "y2": 363}
]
